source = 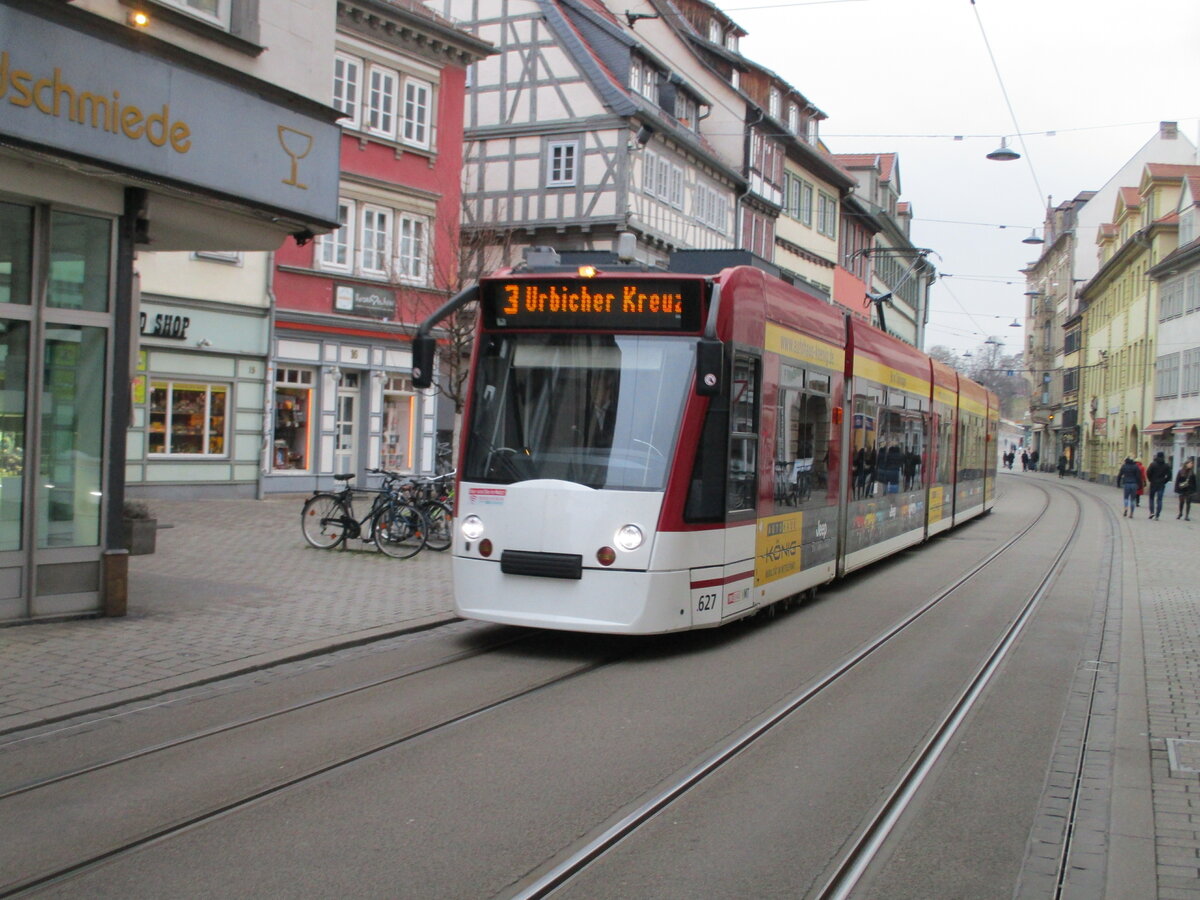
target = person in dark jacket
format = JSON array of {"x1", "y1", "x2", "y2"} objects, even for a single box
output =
[
  {"x1": 1057, "y1": 454, "x2": 1068, "y2": 478},
  {"x1": 1146, "y1": 451, "x2": 1172, "y2": 519},
  {"x1": 1118, "y1": 457, "x2": 1143, "y2": 517},
  {"x1": 1175, "y1": 461, "x2": 1196, "y2": 520}
]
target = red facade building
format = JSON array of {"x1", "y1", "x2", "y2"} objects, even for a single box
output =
[{"x1": 265, "y1": 0, "x2": 491, "y2": 491}]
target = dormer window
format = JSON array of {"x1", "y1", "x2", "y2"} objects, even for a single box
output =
[
  {"x1": 725, "y1": 32, "x2": 739, "y2": 52},
  {"x1": 709, "y1": 20, "x2": 722, "y2": 43},
  {"x1": 630, "y1": 59, "x2": 642, "y2": 96},
  {"x1": 769, "y1": 88, "x2": 781, "y2": 121},
  {"x1": 787, "y1": 104, "x2": 799, "y2": 135}
]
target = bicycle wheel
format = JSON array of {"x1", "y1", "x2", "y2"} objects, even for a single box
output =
[
  {"x1": 374, "y1": 502, "x2": 428, "y2": 559},
  {"x1": 301, "y1": 494, "x2": 350, "y2": 549},
  {"x1": 420, "y1": 500, "x2": 453, "y2": 552}
]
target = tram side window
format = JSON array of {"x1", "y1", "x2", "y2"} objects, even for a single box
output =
[
  {"x1": 851, "y1": 394, "x2": 878, "y2": 499},
  {"x1": 936, "y1": 416, "x2": 954, "y2": 485},
  {"x1": 774, "y1": 364, "x2": 830, "y2": 508},
  {"x1": 959, "y1": 414, "x2": 984, "y2": 481},
  {"x1": 728, "y1": 355, "x2": 759, "y2": 512}
]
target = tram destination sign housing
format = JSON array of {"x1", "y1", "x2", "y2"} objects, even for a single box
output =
[{"x1": 482, "y1": 278, "x2": 704, "y2": 331}]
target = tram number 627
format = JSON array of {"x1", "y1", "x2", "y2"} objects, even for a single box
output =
[{"x1": 696, "y1": 593, "x2": 718, "y2": 612}]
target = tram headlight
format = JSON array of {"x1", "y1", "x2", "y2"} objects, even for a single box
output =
[
  {"x1": 461, "y1": 515, "x2": 485, "y2": 542},
  {"x1": 615, "y1": 524, "x2": 644, "y2": 551}
]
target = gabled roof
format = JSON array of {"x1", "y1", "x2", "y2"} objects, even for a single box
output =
[
  {"x1": 833, "y1": 152, "x2": 898, "y2": 184},
  {"x1": 1145, "y1": 163, "x2": 1200, "y2": 179},
  {"x1": 1117, "y1": 186, "x2": 1142, "y2": 212},
  {"x1": 1185, "y1": 175, "x2": 1200, "y2": 205}
]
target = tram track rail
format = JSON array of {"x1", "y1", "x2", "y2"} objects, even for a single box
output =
[
  {"x1": 0, "y1": 632, "x2": 632, "y2": 899},
  {"x1": 506, "y1": 482, "x2": 1077, "y2": 900},
  {"x1": 2, "y1": 482, "x2": 1088, "y2": 900}
]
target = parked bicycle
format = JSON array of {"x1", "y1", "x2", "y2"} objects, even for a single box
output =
[
  {"x1": 300, "y1": 469, "x2": 427, "y2": 559},
  {"x1": 398, "y1": 471, "x2": 455, "y2": 552}
]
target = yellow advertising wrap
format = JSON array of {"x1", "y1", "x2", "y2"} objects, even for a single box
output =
[
  {"x1": 928, "y1": 485, "x2": 945, "y2": 523},
  {"x1": 756, "y1": 511, "x2": 803, "y2": 585},
  {"x1": 765, "y1": 322, "x2": 844, "y2": 371}
]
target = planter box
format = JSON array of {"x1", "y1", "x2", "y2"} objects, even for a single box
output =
[{"x1": 124, "y1": 518, "x2": 157, "y2": 555}]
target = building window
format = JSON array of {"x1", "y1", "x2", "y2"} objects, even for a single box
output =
[
  {"x1": 161, "y1": 0, "x2": 230, "y2": 28},
  {"x1": 694, "y1": 182, "x2": 728, "y2": 233},
  {"x1": 1155, "y1": 353, "x2": 1181, "y2": 399},
  {"x1": 317, "y1": 199, "x2": 430, "y2": 283},
  {"x1": 365, "y1": 65, "x2": 397, "y2": 138},
  {"x1": 191, "y1": 250, "x2": 243, "y2": 264},
  {"x1": 149, "y1": 381, "x2": 228, "y2": 456},
  {"x1": 381, "y1": 375, "x2": 415, "y2": 472},
  {"x1": 670, "y1": 165, "x2": 684, "y2": 209},
  {"x1": 817, "y1": 191, "x2": 837, "y2": 238},
  {"x1": 788, "y1": 105, "x2": 799, "y2": 135},
  {"x1": 402, "y1": 78, "x2": 431, "y2": 148},
  {"x1": 360, "y1": 205, "x2": 392, "y2": 275},
  {"x1": 769, "y1": 87, "x2": 781, "y2": 121},
  {"x1": 319, "y1": 201, "x2": 354, "y2": 271},
  {"x1": 1184, "y1": 348, "x2": 1200, "y2": 397},
  {"x1": 273, "y1": 368, "x2": 314, "y2": 471},
  {"x1": 332, "y1": 53, "x2": 436, "y2": 151},
  {"x1": 333, "y1": 54, "x2": 361, "y2": 129},
  {"x1": 629, "y1": 60, "x2": 642, "y2": 96},
  {"x1": 396, "y1": 215, "x2": 428, "y2": 284},
  {"x1": 547, "y1": 141, "x2": 578, "y2": 187}
]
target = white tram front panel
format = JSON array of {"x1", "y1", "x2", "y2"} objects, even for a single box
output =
[{"x1": 454, "y1": 480, "x2": 728, "y2": 633}]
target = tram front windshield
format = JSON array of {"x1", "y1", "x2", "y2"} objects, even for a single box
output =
[{"x1": 464, "y1": 333, "x2": 693, "y2": 490}]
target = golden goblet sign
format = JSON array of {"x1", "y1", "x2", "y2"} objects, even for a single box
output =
[{"x1": 277, "y1": 125, "x2": 314, "y2": 189}]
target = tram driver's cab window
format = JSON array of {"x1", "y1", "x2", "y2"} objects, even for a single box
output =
[{"x1": 728, "y1": 355, "x2": 759, "y2": 512}]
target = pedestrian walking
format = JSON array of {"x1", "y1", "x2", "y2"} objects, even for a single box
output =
[
  {"x1": 1146, "y1": 451, "x2": 1171, "y2": 519},
  {"x1": 1057, "y1": 454, "x2": 1068, "y2": 479},
  {"x1": 1134, "y1": 457, "x2": 1148, "y2": 509},
  {"x1": 1175, "y1": 460, "x2": 1196, "y2": 520},
  {"x1": 1118, "y1": 456, "x2": 1143, "y2": 517},
  {"x1": 1021, "y1": 450, "x2": 1029, "y2": 472}
]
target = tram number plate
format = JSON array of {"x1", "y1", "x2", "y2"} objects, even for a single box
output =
[{"x1": 696, "y1": 592, "x2": 718, "y2": 612}]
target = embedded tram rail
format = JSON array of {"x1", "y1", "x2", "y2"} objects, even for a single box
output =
[
  {"x1": 508, "y1": 480, "x2": 1082, "y2": 899},
  {"x1": 0, "y1": 478, "x2": 1133, "y2": 899},
  {"x1": 0, "y1": 630, "x2": 633, "y2": 898}
]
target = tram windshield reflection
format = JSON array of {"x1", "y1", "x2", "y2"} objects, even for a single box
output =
[{"x1": 464, "y1": 333, "x2": 693, "y2": 490}]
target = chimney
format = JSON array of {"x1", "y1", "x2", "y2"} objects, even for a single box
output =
[{"x1": 1160, "y1": 121, "x2": 1178, "y2": 139}]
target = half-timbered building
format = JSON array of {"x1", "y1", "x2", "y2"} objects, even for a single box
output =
[{"x1": 422, "y1": 0, "x2": 744, "y2": 268}]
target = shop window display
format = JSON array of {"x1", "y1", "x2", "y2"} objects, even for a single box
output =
[
  {"x1": 381, "y1": 374, "x2": 414, "y2": 472},
  {"x1": 0, "y1": 320, "x2": 28, "y2": 551},
  {"x1": 273, "y1": 367, "x2": 313, "y2": 470},
  {"x1": 148, "y1": 381, "x2": 228, "y2": 456}
]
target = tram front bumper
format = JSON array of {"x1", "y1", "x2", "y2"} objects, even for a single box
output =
[{"x1": 453, "y1": 556, "x2": 693, "y2": 634}]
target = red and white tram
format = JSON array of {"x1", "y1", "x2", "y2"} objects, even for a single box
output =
[{"x1": 413, "y1": 251, "x2": 998, "y2": 634}]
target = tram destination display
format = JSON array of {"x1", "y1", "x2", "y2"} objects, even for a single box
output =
[{"x1": 482, "y1": 278, "x2": 703, "y2": 331}]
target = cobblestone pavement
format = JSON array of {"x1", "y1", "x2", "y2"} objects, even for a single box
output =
[
  {"x1": 2, "y1": 477, "x2": 1200, "y2": 898},
  {"x1": 0, "y1": 496, "x2": 455, "y2": 733}
]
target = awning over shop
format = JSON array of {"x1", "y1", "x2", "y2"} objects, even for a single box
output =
[
  {"x1": 1144, "y1": 421, "x2": 1177, "y2": 434},
  {"x1": 1175, "y1": 419, "x2": 1200, "y2": 432}
]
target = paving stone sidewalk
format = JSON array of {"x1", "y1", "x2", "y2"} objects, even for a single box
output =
[{"x1": 0, "y1": 496, "x2": 455, "y2": 733}]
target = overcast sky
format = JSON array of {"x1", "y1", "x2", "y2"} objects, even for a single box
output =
[{"x1": 725, "y1": 0, "x2": 1200, "y2": 356}]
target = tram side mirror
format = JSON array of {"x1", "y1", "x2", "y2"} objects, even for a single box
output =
[
  {"x1": 695, "y1": 338, "x2": 723, "y2": 397},
  {"x1": 411, "y1": 335, "x2": 436, "y2": 389}
]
